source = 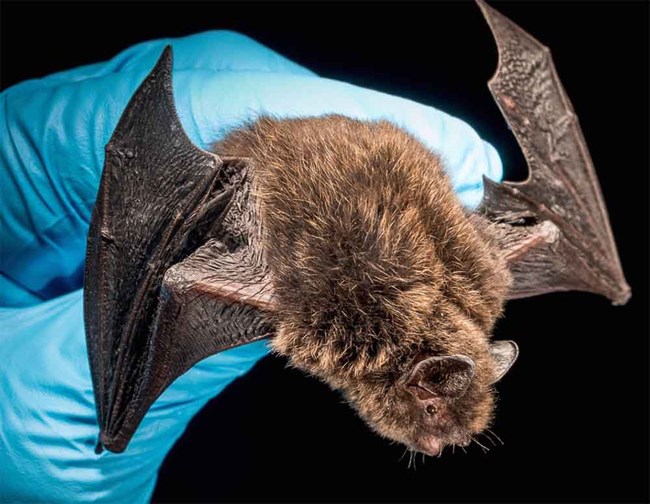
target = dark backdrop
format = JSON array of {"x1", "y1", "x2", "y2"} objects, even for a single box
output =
[{"x1": 2, "y1": 1, "x2": 648, "y2": 502}]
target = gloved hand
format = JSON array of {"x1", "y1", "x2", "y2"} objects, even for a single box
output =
[{"x1": 0, "y1": 31, "x2": 503, "y2": 503}]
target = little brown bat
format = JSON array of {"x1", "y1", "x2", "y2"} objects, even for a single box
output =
[{"x1": 84, "y1": 0, "x2": 630, "y2": 455}]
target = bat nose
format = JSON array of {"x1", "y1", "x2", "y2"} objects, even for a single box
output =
[{"x1": 416, "y1": 436, "x2": 443, "y2": 456}]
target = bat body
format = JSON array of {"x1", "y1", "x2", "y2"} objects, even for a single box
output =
[
  {"x1": 216, "y1": 116, "x2": 514, "y2": 455},
  {"x1": 84, "y1": 1, "x2": 630, "y2": 455}
]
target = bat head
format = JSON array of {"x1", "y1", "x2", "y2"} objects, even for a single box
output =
[
  {"x1": 288, "y1": 326, "x2": 518, "y2": 457},
  {"x1": 388, "y1": 341, "x2": 518, "y2": 455}
]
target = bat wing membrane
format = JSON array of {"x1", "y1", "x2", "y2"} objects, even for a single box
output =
[
  {"x1": 84, "y1": 47, "x2": 273, "y2": 453},
  {"x1": 475, "y1": 0, "x2": 630, "y2": 305}
]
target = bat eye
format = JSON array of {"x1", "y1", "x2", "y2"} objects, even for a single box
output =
[{"x1": 425, "y1": 404, "x2": 437, "y2": 416}]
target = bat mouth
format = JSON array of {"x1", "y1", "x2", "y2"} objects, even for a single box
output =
[
  {"x1": 414, "y1": 433, "x2": 473, "y2": 456},
  {"x1": 414, "y1": 436, "x2": 444, "y2": 456}
]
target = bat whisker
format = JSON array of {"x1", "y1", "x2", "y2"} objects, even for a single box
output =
[
  {"x1": 471, "y1": 435, "x2": 490, "y2": 453},
  {"x1": 480, "y1": 431, "x2": 497, "y2": 447},
  {"x1": 487, "y1": 428, "x2": 504, "y2": 445}
]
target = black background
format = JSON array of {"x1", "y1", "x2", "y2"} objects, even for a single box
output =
[{"x1": 2, "y1": 1, "x2": 648, "y2": 502}]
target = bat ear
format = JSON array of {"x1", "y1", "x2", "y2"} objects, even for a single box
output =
[
  {"x1": 404, "y1": 355, "x2": 475, "y2": 400},
  {"x1": 489, "y1": 340, "x2": 519, "y2": 383}
]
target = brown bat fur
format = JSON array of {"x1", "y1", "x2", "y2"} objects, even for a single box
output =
[{"x1": 215, "y1": 115, "x2": 512, "y2": 453}]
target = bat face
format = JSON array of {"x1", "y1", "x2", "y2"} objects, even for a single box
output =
[{"x1": 344, "y1": 356, "x2": 493, "y2": 456}]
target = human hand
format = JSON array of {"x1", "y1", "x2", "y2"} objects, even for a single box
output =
[{"x1": 0, "y1": 31, "x2": 502, "y2": 502}]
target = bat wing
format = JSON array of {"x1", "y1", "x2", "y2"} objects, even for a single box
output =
[
  {"x1": 84, "y1": 47, "x2": 273, "y2": 453},
  {"x1": 476, "y1": 0, "x2": 630, "y2": 305}
]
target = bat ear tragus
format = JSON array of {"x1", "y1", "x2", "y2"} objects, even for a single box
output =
[
  {"x1": 489, "y1": 340, "x2": 519, "y2": 383},
  {"x1": 404, "y1": 355, "x2": 476, "y2": 400}
]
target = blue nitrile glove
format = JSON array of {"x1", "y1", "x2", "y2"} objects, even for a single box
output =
[{"x1": 0, "y1": 31, "x2": 503, "y2": 502}]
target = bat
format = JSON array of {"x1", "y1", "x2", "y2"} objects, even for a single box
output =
[{"x1": 84, "y1": 0, "x2": 630, "y2": 455}]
